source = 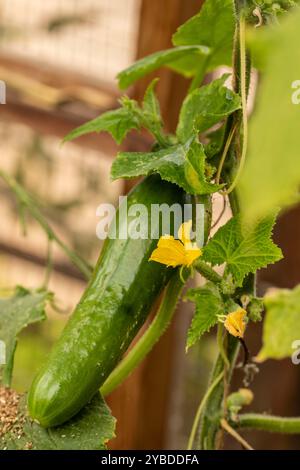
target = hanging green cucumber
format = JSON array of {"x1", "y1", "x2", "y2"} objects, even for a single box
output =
[{"x1": 28, "y1": 175, "x2": 186, "y2": 427}]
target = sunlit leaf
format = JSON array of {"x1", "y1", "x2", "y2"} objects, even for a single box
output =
[
  {"x1": 111, "y1": 138, "x2": 222, "y2": 195},
  {"x1": 177, "y1": 75, "x2": 241, "y2": 142},
  {"x1": 117, "y1": 45, "x2": 210, "y2": 89},
  {"x1": 1, "y1": 390, "x2": 115, "y2": 450},
  {"x1": 186, "y1": 282, "x2": 224, "y2": 349},
  {"x1": 0, "y1": 287, "x2": 50, "y2": 387},
  {"x1": 239, "y1": 9, "x2": 300, "y2": 222},
  {"x1": 257, "y1": 285, "x2": 300, "y2": 361},
  {"x1": 173, "y1": 0, "x2": 235, "y2": 72},
  {"x1": 203, "y1": 215, "x2": 282, "y2": 286}
]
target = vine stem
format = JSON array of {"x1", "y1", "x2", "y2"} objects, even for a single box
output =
[
  {"x1": 187, "y1": 371, "x2": 224, "y2": 450},
  {"x1": 236, "y1": 414, "x2": 300, "y2": 434},
  {"x1": 191, "y1": 8, "x2": 252, "y2": 451},
  {"x1": 226, "y1": 14, "x2": 248, "y2": 194},
  {"x1": 194, "y1": 259, "x2": 222, "y2": 284},
  {"x1": 217, "y1": 323, "x2": 230, "y2": 369},
  {"x1": 216, "y1": 123, "x2": 238, "y2": 185},
  {"x1": 101, "y1": 271, "x2": 184, "y2": 397},
  {"x1": 220, "y1": 419, "x2": 254, "y2": 450},
  {"x1": 0, "y1": 169, "x2": 92, "y2": 280}
]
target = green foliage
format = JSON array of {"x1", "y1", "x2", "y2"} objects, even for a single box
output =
[
  {"x1": 117, "y1": 46, "x2": 210, "y2": 89},
  {"x1": 177, "y1": 75, "x2": 241, "y2": 142},
  {"x1": 142, "y1": 78, "x2": 163, "y2": 137},
  {"x1": 0, "y1": 285, "x2": 116, "y2": 450},
  {"x1": 63, "y1": 99, "x2": 141, "y2": 145},
  {"x1": 186, "y1": 282, "x2": 224, "y2": 349},
  {"x1": 0, "y1": 287, "x2": 50, "y2": 387},
  {"x1": 239, "y1": 9, "x2": 300, "y2": 223},
  {"x1": 3, "y1": 0, "x2": 299, "y2": 450},
  {"x1": 64, "y1": 81, "x2": 168, "y2": 146},
  {"x1": 257, "y1": 285, "x2": 300, "y2": 361},
  {"x1": 172, "y1": 0, "x2": 235, "y2": 72},
  {"x1": 117, "y1": 0, "x2": 236, "y2": 89},
  {"x1": 2, "y1": 393, "x2": 115, "y2": 450},
  {"x1": 203, "y1": 215, "x2": 282, "y2": 286},
  {"x1": 111, "y1": 138, "x2": 222, "y2": 195}
]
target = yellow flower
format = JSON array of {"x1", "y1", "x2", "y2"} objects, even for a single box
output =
[
  {"x1": 149, "y1": 220, "x2": 202, "y2": 268},
  {"x1": 224, "y1": 308, "x2": 247, "y2": 338}
]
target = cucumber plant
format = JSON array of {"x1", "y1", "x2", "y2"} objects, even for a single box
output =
[{"x1": 2, "y1": 0, "x2": 300, "y2": 450}]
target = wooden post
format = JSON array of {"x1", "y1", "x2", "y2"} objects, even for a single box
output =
[
  {"x1": 107, "y1": 0, "x2": 204, "y2": 450},
  {"x1": 134, "y1": 0, "x2": 204, "y2": 132}
]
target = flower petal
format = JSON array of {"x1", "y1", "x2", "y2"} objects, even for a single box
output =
[
  {"x1": 184, "y1": 244, "x2": 202, "y2": 267},
  {"x1": 224, "y1": 308, "x2": 247, "y2": 338},
  {"x1": 149, "y1": 237, "x2": 186, "y2": 267},
  {"x1": 178, "y1": 220, "x2": 193, "y2": 245}
]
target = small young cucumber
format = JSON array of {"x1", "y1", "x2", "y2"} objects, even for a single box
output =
[{"x1": 28, "y1": 176, "x2": 185, "y2": 427}]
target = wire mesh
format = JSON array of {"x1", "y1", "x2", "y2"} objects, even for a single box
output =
[{"x1": 0, "y1": 0, "x2": 141, "y2": 85}]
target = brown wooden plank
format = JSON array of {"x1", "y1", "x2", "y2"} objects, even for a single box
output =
[
  {"x1": 0, "y1": 101, "x2": 151, "y2": 154},
  {"x1": 134, "y1": 0, "x2": 204, "y2": 132},
  {"x1": 107, "y1": 0, "x2": 204, "y2": 450}
]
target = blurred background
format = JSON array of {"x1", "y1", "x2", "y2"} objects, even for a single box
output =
[{"x1": 1, "y1": 0, "x2": 300, "y2": 450}]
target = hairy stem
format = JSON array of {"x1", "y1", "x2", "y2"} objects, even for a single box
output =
[
  {"x1": 226, "y1": 14, "x2": 248, "y2": 194},
  {"x1": 187, "y1": 371, "x2": 224, "y2": 450},
  {"x1": 101, "y1": 271, "x2": 184, "y2": 397},
  {"x1": 236, "y1": 414, "x2": 300, "y2": 434},
  {"x1": 198, "y1": 335, "x2": 240, "y2": 449},
  {"x1": 194, "y1": 259, "x2": 222, "y2": 284},
  {"x1": 217, "y1": 323, "x2": 230, "y2": 370}
]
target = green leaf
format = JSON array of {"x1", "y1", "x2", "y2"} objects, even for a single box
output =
[
  {"x1": 257, "y1": 285, "x2": 300, "y2": 361},
  {"x1": 117, "y1": 45, "x2": 210, "y2": 89},
  {"x1": 63, "y1": 104, "x2": 141, "y2": 145},
  {"x1": 186, "y1": 282, "x2": 224, "y2": 349},
  {"x1": 173, "y1": 0, "x2": 235, "y2": 72},
  {"x1": 238, "y1": 10, "x2": 300, "y2": 223},
  {"x1": 203, "y1": 215, "x2": 283, "y2": 286},
  {"x1": 176, "y1": 75, "x2": 241, "y2": 142},
  {"x1": 1, "y1": 390, "x2": 116, "y2": 450},
  {"x1": 141, "y1": 79, "x2": 164, "y2": 139},
  {"x1": 0, "y1": 287, "x2": 50, "y2": 387},
  {"x1": 111, "y1": 138, "x2": 222, "y2": 195},
  {"x1": 184, "y1": 138, "x2": 223, "y2": 194}
]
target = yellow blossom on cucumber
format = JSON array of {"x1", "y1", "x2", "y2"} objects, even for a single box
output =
[
  {"x1": 149, "y1": 220, "x2": 202, "y2": 268},
  {"x1": 220, "y1": 308, "x2": 247, "y2": 338}
]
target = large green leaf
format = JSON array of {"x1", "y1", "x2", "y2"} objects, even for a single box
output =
[
  {"x1": 238, "y1": 9, "x2": 300, "y2": 223},
  {"x1": 0, "y1": 287, "x2": 50, "y2": 387},
  {"x1": 257, "y1": 285, "x2": 300, "y2": 361},
  {"x1": 1, "y1": 390, "x2": 115, "y2": 450},
  {"x1": 203, "y1": 215, "x2": 282, "y2": 286},
  {"x1": 111, "y1": 138, "x2": 222, "y2": 195},
  {"x1": 173, "y1": 0, "x2": 235, "y2": 72},
  {"x1": 186, "y1": 282, "x2": 224, "y2": 349},
  {"x1": 117, "y1": 45, "x2": 210, "y2": 89},
  {"x1": 176, "y1": 75, "x2": 241, "y2": 142}
]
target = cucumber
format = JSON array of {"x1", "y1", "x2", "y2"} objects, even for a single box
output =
[{"x1": 28, "y1": 176, "x2": 185, "y2": 427}]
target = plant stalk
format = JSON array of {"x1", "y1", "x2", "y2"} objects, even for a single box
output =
[{"x1": 236, "y1": 414, "x2": 300, "y2": 434}]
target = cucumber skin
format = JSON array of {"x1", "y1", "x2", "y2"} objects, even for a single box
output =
[{"x1": 28, "y1": 176, "x2": 185, "y2": 427}]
